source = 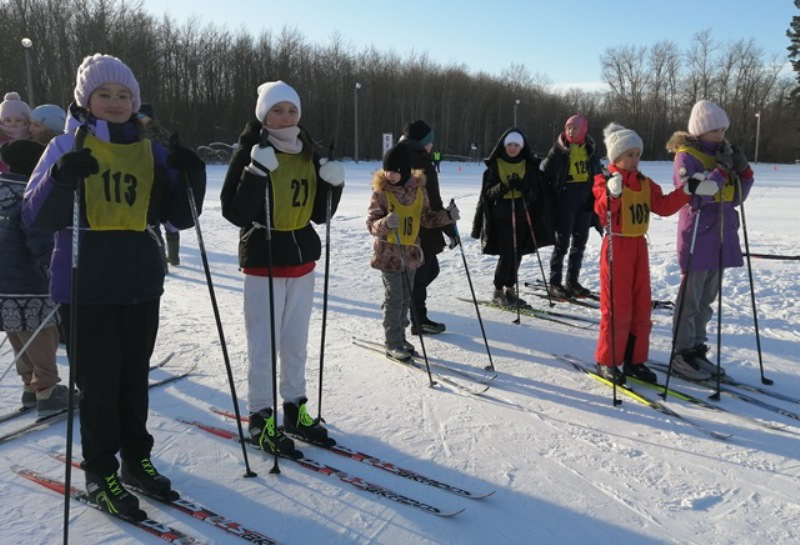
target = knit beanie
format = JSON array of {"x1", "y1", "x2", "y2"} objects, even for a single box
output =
[
  {"x1": 687, "y1": 100, "x2": 730, "y2": 136},
  {"x1": 403, "y1": 120, "x2": 434, "y2": 147},
  {"x1": 0, "y1": 92, "x2": 32, "y2": 121},
  {"x1": 565, "y1": 114, "x2": 588, "y2": 144},
  {"x1": 603, "y1": 123, "x2": 643, "y2": 162},
  {"x1": 0, "y1": 140, "x2": 45, "y2": 177},
  {"x1": 504, "y1": 131, "x2": 525, "y2": 147},
  {"x1": 30, "y1": 104, "x2": 67, "y2": 133},
  {"x1": 255, "y1": 80, "x2": 301, "y2": 124},
  {"x1": 383, "y1": 142, "x2": 412, "y2": 184},
  {"x1": 73, "y1": 54, "x2": 141, "y2": 112}
]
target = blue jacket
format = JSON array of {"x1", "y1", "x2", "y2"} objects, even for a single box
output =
[
  {"x1": 0, "y1": 172, "x2": 52, "y2": 296},
  {"x1": 22, "y1": 106, "x2": 204, "y2": 304}
]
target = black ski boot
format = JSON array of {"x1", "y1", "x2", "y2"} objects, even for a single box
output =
[
  {"x1": 121, "y1": 457, "x2": 178, "y2": 500},
  {"x1": 249, "y1": 407, "x2": 303, "y2": 458},
  {"x1": 411, "y1": 318, "x2": 446, "y2": 335},
  {"x1": 284, "y1": 397, "x2": 336, "y2": 447},
  {"x1": 596, "y1": 363, "x2": 626, "y2": 385},
  {"x1": 548, "y1": 282, "x2": 572, "y2": 300},
  {"x1": 623, "y1": 362, "x2": 658, "y2": 384},
  {"x1": 85, "y1": 469, "x2": 145, "y2": 520},
  {"x1": 565, "y1": 281, "x2": 592, "y2": 298}
]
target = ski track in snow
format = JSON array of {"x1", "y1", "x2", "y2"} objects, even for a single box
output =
[{"x1": 1, "y1": 161, "x2": 800, "y2": 544}]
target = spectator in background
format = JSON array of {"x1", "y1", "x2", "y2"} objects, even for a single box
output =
[{"x1": 29, "y1": 104, "x2": 67, "y2": 145}]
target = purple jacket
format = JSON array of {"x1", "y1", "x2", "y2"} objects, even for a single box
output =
[
  {"x1": 22, "y1": 106, "x2": 201, "y2": 304},
  {"x1": 669, "y1": 133, "x2": 753, "y2": 272}
]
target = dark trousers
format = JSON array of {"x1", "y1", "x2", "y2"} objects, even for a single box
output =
[
  {"x1": 549, "y1": 197, "x2": 591, "y2": 287},
  {"x1": 62, "y1": 299, "x2": 159, "y2": 475},
  {"x1": 492, "y1": 218, "x2": 527, "y2": 290},
  {"x1": 411, "y1": 250, "x2": 440, "y2": 321}
]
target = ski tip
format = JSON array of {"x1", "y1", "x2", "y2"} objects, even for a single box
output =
[
  {"x1": 465, "y1": 489, "x2": 496, "y2": 500},
  {"x1": 436, "y1": 506, "x2": 466, "y2": 517}
]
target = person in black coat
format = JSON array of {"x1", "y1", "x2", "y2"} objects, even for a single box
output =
[
  {"x1": 540, "y1": 114, "x2": 601, "y2": 298},
  {"x1": 401, "y1": 120, "x2": 456, "y2": 334},
  {"x1": 471, "y1": 128, "x2": 553, "y2": 307}
]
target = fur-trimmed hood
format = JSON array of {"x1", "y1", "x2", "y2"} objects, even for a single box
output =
[
  {"x1": 666, "y1": 131, "x2": 700, "y2": 154},
  {"x1": 371, "y1": 168, "x2": 426, "y2": 192}
]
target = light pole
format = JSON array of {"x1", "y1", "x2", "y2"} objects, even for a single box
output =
[
  {"x1": 21, "y1": 38, "x2": 34, "y2": 107},
  {"x1": 513, "y1": 99, "x2": 520, "y2": 126},
  {"x1": 354, "y1": 82, "x2": 361, "y2": 163},
  {"x1": 754, "y1": 111, "x2": 761, "y2": 164}
]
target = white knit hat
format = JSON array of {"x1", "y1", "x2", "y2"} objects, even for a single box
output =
[
  {"x1": 503, "y1": 131, "x2": 524, "y2": 147},
  {"x1": 255, "y1": 80, "x2": 301, "y2": 124},
  {"x1": 687, "y1": 100, "x2": 730, "y2": 136},
  {"x1": 603, "y1": 122, "x2": 643, "y2": 162},
  {"x1": 73, "y1": 54, "x2": 141, "y2": 112}
]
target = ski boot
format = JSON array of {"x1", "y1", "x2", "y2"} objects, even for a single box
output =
[
  {"x1": 85, "y1": 469, "x2": 145, "y2": 520},
  {"x1": 121, "y1": 457, "x2": 179, "y2": 500},
  {"x1": 283, "y1": 397, "x2": 336, "y2": 447},
  {"x1": 249, "y1": 407, "x2": 303, "y2": 458}
]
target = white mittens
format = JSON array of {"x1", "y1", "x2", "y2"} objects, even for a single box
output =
[
  {"x1": 319, "y1": 158, "x2": 345, "y2": 187},
  {"x1": 607, "y1": 172, "x2": 623, "y2": 198},
  {"x1": 248, "y1": 145, "x2": 279, "y2": 176}
]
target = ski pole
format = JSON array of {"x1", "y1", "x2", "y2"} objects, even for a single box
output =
[
  {"x1": 521, "y1": 197, "x2": 554, "y2": 307},
  {"x1": 170, "y1": 134, "x2": 256, "y2": 478},
  {"x1": 734, "y1": 173, "x2": 772, "y2": 385},
  {"x1": 316, "y1": 141, "x2": 335, "y2": 423},
  {"x1": 259, "y1": 130, "x2": 281, "y2": 475},
  {"x1": 662, "y1": 211, "x2": 701, "y2": 398},
  {"x1": 743, "y1": 252, "x2": 800, "y2": 261},
  {"x1": 393, "y1": 229, "x2": 436, "y2": 386},
  {"x1": 509, "y1": 189, "x2": 522, "y2": 325},
  {"x1": 605, "y1": 187, "x2": 621, "y2": 407},
  {"x1": 709, "y1": 185, "x2": 725, "y2": 401},
  {"x1": 0, "y1": 304, "x2": 60, "y2": 383},
  {"x1": 449, "y1": 198, "x2": 495, "y2": 372},
  {"x1": 63, "y1": 124, "x2": 88, "y2": 545}
]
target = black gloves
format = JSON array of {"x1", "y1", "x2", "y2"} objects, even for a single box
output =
[
  {"x1": 731, "y1": 144, "x2": 749, "y2": 174},
  {"x1": 715, "y1": 141, "x2": 734, "y2": 171},
  {"x1": 509, "y1": 174, "x2": 525, "y2": 191},
  {"x1": 168, "y1": 145, "x2": 205, "y2": 172},
  {"x1": 53, "y1": 149, "x2": 99, "y2": 189}
]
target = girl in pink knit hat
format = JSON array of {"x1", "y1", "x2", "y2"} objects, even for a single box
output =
[
  {"x1": 0, "y1": 92, "x2": 33, "y2": 172},
  {"x1": 666, "y1": 99, "x2": 754, "y2": 381}
]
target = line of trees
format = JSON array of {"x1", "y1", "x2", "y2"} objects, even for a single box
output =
[{"x1": 1, "y1": 0, "x2": 796, "y2": 162}]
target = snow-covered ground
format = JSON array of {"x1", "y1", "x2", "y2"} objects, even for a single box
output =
[{"x1": 1, "y1": 160, "x2": 799, "y2": 544}]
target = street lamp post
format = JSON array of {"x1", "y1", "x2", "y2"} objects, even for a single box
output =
[
  {"x1": 754, "y1": 112, "x2": 761, "y2": 164},
  {"x1": 513, "y1": 99, "x2": 520, "y2": 126},
  {"x1": 21, "y1": 38, "x2": 34, "y2": 107},
  {"x1": 354, "y1": 82, "x2": 361, "y2": 163}
]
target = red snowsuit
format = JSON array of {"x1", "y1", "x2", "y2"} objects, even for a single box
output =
[{"x1": 593, "y1": 166, "x2": 689, "y2": 366}]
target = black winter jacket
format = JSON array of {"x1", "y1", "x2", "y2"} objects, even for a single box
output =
[
  {"x1": 220, "y1": 122, "x2": 343, "y2": 268},
  {"x1": 471, "y1": 128, "x2": 554, "y2": 255},
  {"x1": 403, "y1": 138, "x2": 456, "y2": 255},
  {"x1": 540, "y1": 132, "x2": 601, "y2": 211}
]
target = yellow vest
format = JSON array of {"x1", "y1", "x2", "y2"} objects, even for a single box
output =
[
  {"x1": 385, "y1": 187, "x2": 423, "y2": 245},
  {"x1": 269, "y1": 153, "x2": 318, "y2": 231},
  {"x1": 677, "y1": 146, "x2": 733, "y2": 203},
  {"x1": 567, "y1": 143, "x2": 589, "y2": 182},
  {"x1": 496, "y1": 158, "x2": 525, "y2": 199},
  {"x1": 82, "y1": 133, "x2": 154, "y2": 231},
  {"x1": 619, "y1": 179, "x2": 651, "y2": 237}
]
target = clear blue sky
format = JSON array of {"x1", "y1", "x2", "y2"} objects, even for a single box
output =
[{"x1": 140, "y1": 0, "x2": 795, "y2": 87}]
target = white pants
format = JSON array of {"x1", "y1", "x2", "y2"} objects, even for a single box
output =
[{"x1": 244, "y1": 272, "x2": 314, "y2": 413}]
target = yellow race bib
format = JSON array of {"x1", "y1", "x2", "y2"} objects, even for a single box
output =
[
  {"x1": 82, "y1": 133, "x2": 154, "y2": 231},
  {"x1": 620, "y1": 179, "x2": 651, "y2": 237},
  {"x1": 496, "y1": 158, "x2": 526, "y2": 199},
  {"x1": 385, "y1": 187, "x2": 423, "y2": 245},
  {"x1": 269, "y1": 153, "x2": 318, "y2": 231},
  {"x1": 567, "y1": 143, "x2": 589, "y2": 182},
  {"x1": 677, "y1": 146, "x2": 734, "y2": 203}
]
